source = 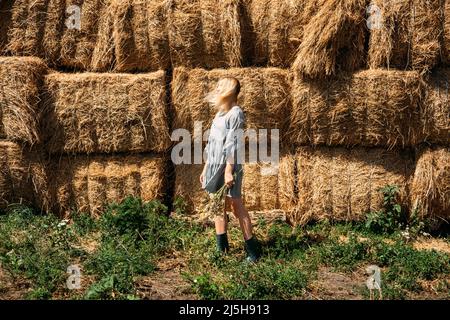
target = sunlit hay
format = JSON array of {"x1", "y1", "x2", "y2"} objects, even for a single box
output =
[
  {"x1": 368, "y1": 0, "x2": 412, "y2": 70},
  {"x1": 289, "y1": 69, "x2": 424, "y2": 148},
  {"x1": 0, "y1": 57, "x2": 48, "y2": 145},
  {"x1": 292, "y1": 0, "x2": 368, "y2": 78},
  {"x1": 410, "y1": 0, "x2": 443, "y2": 73},
  {"x1": 49, "y1": 154, "x2": 167, "y2": 216},
  {"x1": 410, "y1": 147, "x2": 449, "y2": 221},
  {"x1": 444, "y1": 0, "x2": 450, "y2": 64},
  {"x1": 42, "y1": 71, "x2": 171, "y2": 154},
  {"x1": 368, "y1": 0, "x2": 444, "y2": 73},
  {"x1": 243, "y1": 162, "x2": 279, "y2": 211},
  {"x1": 243, "y1": 0, "x2": 320, "y2": 67},
  {"x1": 172, "y1": 67, "x2": 290, "y2": 140},
  {"x1": 287, "y1": 147, "x2": 413, "y2": 225},
  {"x1": 41, "y1": 0, "x2": 65, "y2": 64},
  {"x1": 112, "y1": 0, "x2": 170, "y2": 72},
  {"x1": 91, "y1": 0, "x2": 115, "y2": 71},
  {"x1": 59, "y1": 0, "x2": 104, "y2": 70},
  {"x1": 422, "y1": 68, "x2": 450, "y2": 144},
  {"x1": 167, "y1": 0, "x2": 243, "y2": 69},
  {"x1": 0, "y1": 141, "x2": 50, "y2": 212},
  {"x1": 6, "y1": 0, "x2": 49, "y2": 57}
]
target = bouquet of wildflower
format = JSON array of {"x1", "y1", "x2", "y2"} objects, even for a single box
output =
[{"x1": 199, "y1": 169, "x2": 242, "y2": 221}]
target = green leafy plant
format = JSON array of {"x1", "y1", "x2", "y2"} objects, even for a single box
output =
[{"x1": 365, "y1": 185, "x2": 406, "y2": 234}]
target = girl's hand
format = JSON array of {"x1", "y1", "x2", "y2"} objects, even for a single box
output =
[
  {"x1": 199, "y1": 171, "x2": 205, "y2": 185},
  {"x1": 225, "y1": 171, "x2": 234, "y2": 188}
]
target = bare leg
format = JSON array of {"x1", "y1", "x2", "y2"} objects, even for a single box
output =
[
  {"x1": 229, "y1": 197, "x2": 253, "y2": 240},
  {"x1": 215, "y1": 197, "x2": 229, "y2": 235},
  {"x1": 215, "y1": 198, "x2": 230, "y2": 253}
]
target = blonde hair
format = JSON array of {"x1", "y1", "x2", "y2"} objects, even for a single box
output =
[{"x1": 205, "y1": 77, "x2": 241, "y2": 107}]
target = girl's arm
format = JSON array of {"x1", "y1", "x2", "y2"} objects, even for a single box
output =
[{"x1": 223, "y1": 109, "x2": 244, "y2": 187}]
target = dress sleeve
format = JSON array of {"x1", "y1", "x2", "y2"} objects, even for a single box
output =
[{"x1": 223, "y1": 108, "x2": 245, "y2": 163}]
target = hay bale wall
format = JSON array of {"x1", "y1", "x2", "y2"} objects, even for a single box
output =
[
  {"x1": 172, "y1": 67, "x2": 290, "y2": 139},
  {"x1": 174, "y1": 155, "x2": 295, "y2": 214},
  {"x1": 292, "y1": 0, "x2": 368, "y2": 78},
  {"x1": 43, "y1": 71, "x2": 171, "y2": 154},
  {"x1": 168, "y1": 0, "x2": 243, "y2": 69},
  {"x1": 49, "y1": 154, "x2": 167, "y2": 216},
  {"x1": 289, "y1": 69, "x2": 424, "y2": 148},
  {"x1": 423, "y1": 68, "x2": 450, "y2": 144},
  {"x1": 410, "y1": 147, "x2": 449, "y2": 221},
  {"x1": 0, "y1": 57, "x2": 48, "y2": 145},
  {"x1": 287, "y1": 147, "x2": 413, "y2": 225},
  {"x1": 368, "y1": 0, "x2": 445, "y2": 72},
  {"x1": 0, "y1": 141, "x2": 50, "y2": 211}
]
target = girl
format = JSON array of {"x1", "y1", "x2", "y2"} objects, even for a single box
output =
[{"x1": 200, "y1": 77, "x2": 260, "y2": 263}]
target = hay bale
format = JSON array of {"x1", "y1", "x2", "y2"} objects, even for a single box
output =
[
  {"x1": 41, "y1": 0, "x2": 66, "y2": 63},
  {"x1": 49, "y1": 154, "x2": 168, "y2": 216},
  {"x1": 287, "y1": 147, "x2": 413, "y2": 225},
  {"x1": 368, "y1": 0, "x2": 412, "y2": 70},
  {"x1": 172, "y1": 67, "x2": 290, "y2": 139},
  {"x1": 241, "y1": 0, "x2": 313, "y2": 67},
  {"x1": 43, "y1": 71, "x2": 171, "y2": 154},
  {"x1": 3, "y1": 0, "x2": 115, "y2": 71},
  {"x1": 91, "y1": 0, "x2": 115, "y2": 71},
  {"x1": 368, "y1": 0, "x2": 444, "y2": 72},
  {"x1": 292, "y1": 0, "x2": 367, "y2": 78},
  {"x1": 410, "y1": 147, "x2": 449, "y2": 221},
  {"x1": 0, "y1": 57, "x2": 48, "y2": 145},
  {"x1": 444, "y1": 0, "x2": 450, "y2": 64},
  {"x1": 0, "y1": 141, "x2": 50, "y2": 211},
  {"x1": 410, "y1": 0, "x2": 444, "y2": 73},
  {"x1": 289, "y1": 69, "x2": 424, "y2": 148},
  {"x1": 58, "y1": 0, "x2": 106, "y2": 70},
  {"x1": 112, "y1": 0, "x2": 170, "y2": 72},
  {"x1": 0, "y1": 0, "x2": 13, "y2": 54},
  {"x1": 422, "y1": 68, "x2": 450, "y2": 144},
  {"x1": 174, "y1": 155, "x2": 295, "y2": 214},
  {"x1": 6, "y1": 0, "x2": 49, "y2": 57},
  {"x1": 167, "y1": 0, "x2": 243, "y2": 68}
]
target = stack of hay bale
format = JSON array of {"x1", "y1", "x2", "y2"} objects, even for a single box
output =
[
  {"x1": 0, "y1": 0, "x2": 448, "y2": 224},
  {"x1": 0, "y1": 57, "x2": 50, "y2": 211},
  {"x1": 41, "y1": 71, "x2": 171, "y2": 216}
]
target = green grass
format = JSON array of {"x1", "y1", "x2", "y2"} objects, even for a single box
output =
[{"x1": 0, "y1": 196, "x2": 448, "y2": 300}]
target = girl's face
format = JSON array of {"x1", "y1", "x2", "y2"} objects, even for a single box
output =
[{"x1": 205, "y1": 78, "x2": 238, "y2": 111}]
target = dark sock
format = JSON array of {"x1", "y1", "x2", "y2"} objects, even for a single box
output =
[
  {"x1": 245, "y1": 237, "x2": 261, "y2": 262},
  {"x1": 216, "y1": 233, "x2": 229, "y2": 253}
]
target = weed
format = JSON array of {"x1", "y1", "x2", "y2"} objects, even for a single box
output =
[{"x1": 365, "y1": 185, "x2": 406, "y2": 234}]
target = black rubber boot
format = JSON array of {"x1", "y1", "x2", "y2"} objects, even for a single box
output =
[
  {"x1": 245, "y1": 237, "x2": 261, "y2": 263},
  {"x1": 216, "y1": 233, "x2": 229, "y2": 253}
]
